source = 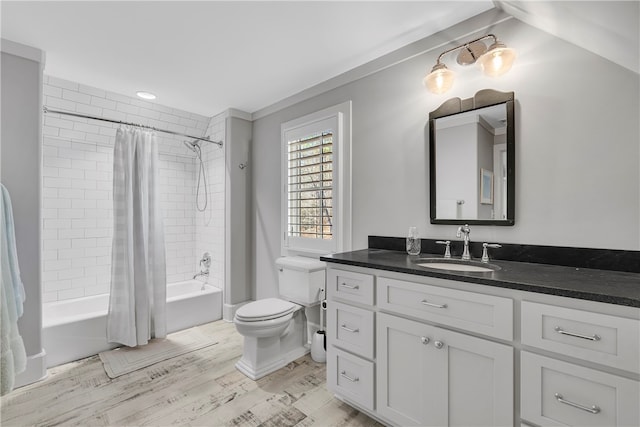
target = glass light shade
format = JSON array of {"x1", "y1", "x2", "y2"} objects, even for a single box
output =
[
  {"x1": 477, "y1": 42, "x2": 516, "y2": 77},
  {"x1": 424, "y1": 64, "x2": 455, "y2": 94}
]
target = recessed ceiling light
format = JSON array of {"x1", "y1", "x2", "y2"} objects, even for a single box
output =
[{"x1": 136, "y1": 91, "x2": 156, "y2": 100}]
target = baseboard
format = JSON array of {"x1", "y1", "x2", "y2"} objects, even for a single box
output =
[{"x1": 14, "y1": 349, "x2": 47, "y2": 389}]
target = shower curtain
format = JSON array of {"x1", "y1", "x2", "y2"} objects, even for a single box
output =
[{"x1": 107, "y1": 127, "x2": 167, "y2": 347}]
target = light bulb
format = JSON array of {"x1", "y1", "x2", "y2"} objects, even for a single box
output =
[
  {"x1": 424, "y1": 63, "x2": 455, "y2": 94},
  {"x1": 478, "y1": 42, "x2": 516, "y2": 77}
]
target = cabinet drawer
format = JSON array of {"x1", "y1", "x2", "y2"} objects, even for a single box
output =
[
  {"x1": 521, "y1": 352, "x2": 639, "y2": 427},
  {"x1": 377, "y1": 277, "x2": 513, "y2": 340},
  {"x1": 327, "y1": 347, "x2": 375, "y2": 411},
  {"x1": 327, "y1": 301, "x2": 374, "y2": 359},
  {"x1": 521, "y1": 301, "x2": 640, "y2": 373},
  {"x1": 327, "y1": 269, "x2": 374, "y2": 306}
]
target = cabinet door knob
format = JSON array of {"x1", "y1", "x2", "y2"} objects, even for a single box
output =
[
  {"x1": 421, "y1": 336, "x2": 430, "y2": 345},
  {"x1": 434, "y1": 341, "x2": 444, "y2": 349}
]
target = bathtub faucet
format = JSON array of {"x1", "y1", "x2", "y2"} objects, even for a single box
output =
[
  {"x1": 194, "y1": 252, "x2": 211, "y2": 281},
  {"x1": 193, "y1": 270, "x2": 209, "y2": 280}
]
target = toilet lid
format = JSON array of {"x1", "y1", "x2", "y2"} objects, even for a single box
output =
[{"x1": 235, "y1": 298, "x2": 298, "y2": 322}]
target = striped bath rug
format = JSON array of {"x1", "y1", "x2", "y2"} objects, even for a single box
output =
[{"x1": 99, "y1": 328, "x2": 218, "y2": 378}]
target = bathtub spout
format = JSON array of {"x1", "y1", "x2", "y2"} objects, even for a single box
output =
[{"x1": 193, "y1": 271, "x2": 209, "y2": 280}]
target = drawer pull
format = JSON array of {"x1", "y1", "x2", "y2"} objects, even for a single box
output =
[
  {"x1": 421, "y1": 299, "x2": 448, "y2": 309},
  {"x1": 554, "y1": 326, "x2": 601, "y2": 341},
  {"x1": 340, "y1": 324, "x2": 359, "y2": 333},
  {"x1": 340, "y1": 370, "x2": 359, "y2": 382},
  {"x1": 340, "y1": 282, "x2": 359, "y2": 290},
  {"x1": 554, "y1": 393, "x2": 601, "y2": 414},
  {"x1": 421, "y1": 336, "x2": 430, "y2": 345}
]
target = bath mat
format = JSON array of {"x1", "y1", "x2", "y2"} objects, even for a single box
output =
[{"x1": 99, "y1": 328, "x2": 217, "y2": 378}]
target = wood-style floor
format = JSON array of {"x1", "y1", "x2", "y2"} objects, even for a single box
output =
[{"x1": 1, "y1": 320, "x2": 382, "y2": 427}]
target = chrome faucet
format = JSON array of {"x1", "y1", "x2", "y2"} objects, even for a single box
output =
[
  {"x1": 193, "y1": 252, "x2": 211, "y2": 280},
  {"x1": 481, "y1": 243, "x2": 502, "y2": 263},
  {"x1": 456, "y1": 224, "x2": 471, "y2": 260},
  {"x1": 193, "y1": 270, "x2": 209, "y2": 280}
]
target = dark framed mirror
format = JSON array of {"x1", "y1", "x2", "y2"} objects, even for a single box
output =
[{"x1": 429, "y1": 89, "x2": 515, "y2": 225}]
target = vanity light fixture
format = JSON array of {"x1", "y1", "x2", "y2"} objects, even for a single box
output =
[
  {"x1": 136, "y1": 91, "x2": 157, "y2": 100},
  {"x1": 424, "y1": 34, "x2": 516, "y2": 94}
]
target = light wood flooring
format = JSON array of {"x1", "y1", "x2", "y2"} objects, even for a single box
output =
[{"x1": 1, "y1": 320, "x2": 383, "y2": 427}]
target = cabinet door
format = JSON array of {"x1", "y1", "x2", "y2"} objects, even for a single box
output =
[{"x1": 377, "y1": 313, "x2": 513, "y2": 426}]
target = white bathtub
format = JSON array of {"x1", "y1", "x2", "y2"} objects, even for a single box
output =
[{"x1": 43, "y1": 280, "x2": 222, "y2": 367}]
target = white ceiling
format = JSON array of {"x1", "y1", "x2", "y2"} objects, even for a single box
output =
[
  {"x1": 2, "y1": 2, "x2": 638, "y2": 118},
  {"x1": 1, "y1": 1, "x2": 494, "y2": 116},
  {"x1": 495, "y1": 1, "x2": 639, "y2": 75}
]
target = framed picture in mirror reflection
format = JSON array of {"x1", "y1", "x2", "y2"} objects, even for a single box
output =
[{"x1": 480, "y1": 168, "x2": 494, "y2": 205}]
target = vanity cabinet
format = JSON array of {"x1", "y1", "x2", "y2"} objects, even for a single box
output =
[
  {"x1": 326, "y1": 269, "x2": 376, "y2": 411},
  {"x1": 326, "y1": 266, "x2": 514, "y2": 426},
  {"x1": 377, "y1": 312, "x2": 513, "y2": 426},
  {"x1": 520, "y1": 301, "x2": 640, "y2": 426},
  {"x1": 324, "y1": 263, "x2": 640, "y2": 427}
]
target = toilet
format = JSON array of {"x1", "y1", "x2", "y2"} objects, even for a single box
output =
[{"x1": 233, "y1": 256, "x2": 326, "y2": 380}]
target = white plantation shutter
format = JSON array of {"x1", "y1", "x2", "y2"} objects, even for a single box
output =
[
  {"x1": 287, "y1": 131, "x2": 333, "y2": 240},
  {"x1": 281, "y1": 101, "x2": 351, "y2": 255}
]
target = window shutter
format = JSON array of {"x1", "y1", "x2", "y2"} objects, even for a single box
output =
[{"x1": 287, "y1": 131, "x2": 333, "y2": 240}]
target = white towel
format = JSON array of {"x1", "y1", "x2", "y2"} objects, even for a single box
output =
[
  {"x1": 0, "y1": 183, "x2": 27, "y2": 395},
  {"x1": 1, "y1": 184, "x2": 25, "y2": 317}
]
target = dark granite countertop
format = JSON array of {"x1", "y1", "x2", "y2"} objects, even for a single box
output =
[{"x1": 320, "y1": 249, "x2": 640, "y2": 308}]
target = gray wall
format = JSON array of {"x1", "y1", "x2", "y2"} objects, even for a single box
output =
[
  {"x1": 1, "y1": 40, "x2": 46, "y2": 385},
  {"x1": 225, "y1": 115, "x2": 252, "y2": 317},
  {"x1": 251, "y1": 16, "x2": 639, "y2": 298}
]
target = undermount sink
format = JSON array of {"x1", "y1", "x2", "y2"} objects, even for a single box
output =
[{"x1": 414, "y1": 258, "x2": 501, "y2": 273}]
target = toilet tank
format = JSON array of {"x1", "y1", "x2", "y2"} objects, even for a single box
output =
[{"x1": 276, "y1": 256, "x2": 326, "y2": 306}]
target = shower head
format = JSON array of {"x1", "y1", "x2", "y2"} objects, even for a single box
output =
[{"x1": 183, "y1": 140, "x2": 199, "y2": 152}]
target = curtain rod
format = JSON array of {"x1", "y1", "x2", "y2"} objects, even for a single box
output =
[{"x1": 43, "y1": 106, "x2": 222, "y2": 147}]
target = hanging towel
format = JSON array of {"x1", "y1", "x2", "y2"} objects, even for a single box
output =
[
  {"x1": 1, "y1": 184, "x2": 26, "y2": 317},
  {"x1": 107, "y1": 128, "x2": 167, "y2": 347},
  {"x1": 1, "y1": 183, "x2": 27, "y2": 395}
]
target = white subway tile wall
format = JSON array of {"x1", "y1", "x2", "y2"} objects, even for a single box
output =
[{"x1": 42, "y1": 75, "x2": 225, "y2": 302}]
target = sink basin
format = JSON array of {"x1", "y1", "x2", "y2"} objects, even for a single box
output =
[{"x1": 414, "y1": 258, "x2": 501, "y2": 273}]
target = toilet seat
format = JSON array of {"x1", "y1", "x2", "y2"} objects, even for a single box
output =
[{"x1": 235, "y1": 298, "x2": 298, "y2": 322}]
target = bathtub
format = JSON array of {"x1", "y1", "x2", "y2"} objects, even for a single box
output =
[{"x1": 43, "y1": 280, "x2": 222, "y2": 367}]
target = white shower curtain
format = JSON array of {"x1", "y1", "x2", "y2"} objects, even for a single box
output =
[{"x1": 107, "y1": 127, "x2": 167, "y2": 347}]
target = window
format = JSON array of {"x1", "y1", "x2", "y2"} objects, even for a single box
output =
[
  {"x1": 287, "y1": 130, "x2": 333, "y2": 240},
  {"x1": 281, "y1": 102, "x2": 351, "y2": 255}
]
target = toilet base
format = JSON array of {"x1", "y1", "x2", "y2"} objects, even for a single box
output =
[
  {"x1": 235, "y1": 345, "x2": 309, "y2": 380},
  {"x1": 234, "y1": 308, "x2": 308, "y2": 380}
]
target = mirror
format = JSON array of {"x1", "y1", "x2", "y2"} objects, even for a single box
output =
[{"x1": 429, "y1": 89, "x2": 515, "y2": 225}]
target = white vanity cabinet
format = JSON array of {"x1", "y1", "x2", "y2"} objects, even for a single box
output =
[
  {"x1": 326, "y1": 269, "x2": 376, "y2": 411},
  {"x1": 324, "y1": 263, "x2": 640, "y2": 427},
  {"x1": 325, "y1": 266, "x2": 514, "y2": 426},
  {"x1": 520, "y1": 301, "x2": 640, "y2": 426}
]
